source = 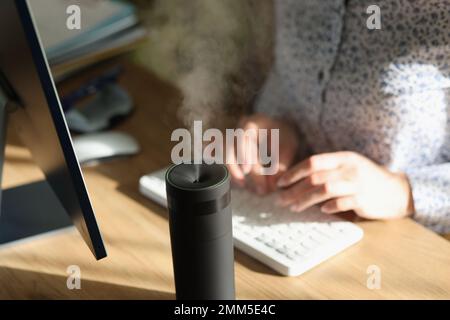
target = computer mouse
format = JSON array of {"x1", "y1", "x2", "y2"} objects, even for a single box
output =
[
  {"x1": 73, "y1": 131, "x2": 140, "y2": 165},
  {"x1": 65, "y1": 83, "x2": 134, "y2": 133}
]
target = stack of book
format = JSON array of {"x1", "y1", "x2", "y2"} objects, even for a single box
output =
[{"x1": 30, "y1": 0, "x2": 147, "y2": 80}]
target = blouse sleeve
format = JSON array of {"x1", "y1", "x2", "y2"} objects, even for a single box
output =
[
  {"x1": 406, "y1": 164, "x2": 450, "y2": 234},
  {"x1": 254, "y1": 67, "x2": 294, "y2": 118}
]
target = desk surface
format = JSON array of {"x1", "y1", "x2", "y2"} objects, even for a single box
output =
[{"x1": 1, "y1": 62, "x2": 450, "y2": 300}]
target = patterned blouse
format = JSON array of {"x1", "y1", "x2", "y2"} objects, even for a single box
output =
[{"x1": 255, "y1": 0, "x2": 450, "y2": 233}]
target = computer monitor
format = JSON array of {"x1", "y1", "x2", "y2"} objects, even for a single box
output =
[{"x1": 0, "y1": 0, "x2": 107, "y2": 260}]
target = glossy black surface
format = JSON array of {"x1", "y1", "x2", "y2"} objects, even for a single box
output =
[
  {"x1": 167, "y1": 163, "x2": 228, "y2": 190},
  {"x1": 0, "y1": 0, "x2": 106, "y2": 259},
  {"x1": 166, "y1": 164, "x2": 235, "y2": 299}
]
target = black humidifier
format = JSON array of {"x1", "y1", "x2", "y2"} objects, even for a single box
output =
[{"x1": 165, "y1": 163, "x2": 235, "y2": 300}]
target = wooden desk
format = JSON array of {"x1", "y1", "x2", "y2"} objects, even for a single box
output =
[{"x1": 1, "y1": 62, "x2": 450, "y2": 300}]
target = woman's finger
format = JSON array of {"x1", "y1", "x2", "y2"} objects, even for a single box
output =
[
  {"x1": 276, "y1": 177, "x2": 314, "y2": 207},
  {"x1": 247, "y1": 163, "x2": 269, "y2": 195},
  {"x1": 227, "y1": 163, "x2": 245, "y2": 187},
  {"x1": 276, "y1": 168, "x2": 343, "y2": 206},
  {"x1": 289, "y1": 180, "x2": 356, "y2": 213},
  {"x1": 320, "y1": 196, "x2": 357, "y2": 214},
  {"x1": 277, "y1": 152, "x2": 354, "y2": 187},
  {"x1": 292, "y1": 168, "x2": 344, "y2": 190},
  {"x1": 239, "y1": 122, "x2": 259, "y2": 175},
  {"x1": 267, "y1": 171, "x2": 283, "y2": 192}
]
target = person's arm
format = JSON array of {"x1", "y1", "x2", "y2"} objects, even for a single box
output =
[
  {"x1": 276, "y1": 151, "x2": 450, "y2": 234},
  {"x1": 406, "y1": 164, "x2": 450, "y2": 234}
]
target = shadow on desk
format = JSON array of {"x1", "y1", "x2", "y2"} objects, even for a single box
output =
[
  {"x1": 117, "y1": 184, "x2": 281, "y2": 277},
  {"x1": 0, "y1": 267, "x2": 174, "y2": 300}
]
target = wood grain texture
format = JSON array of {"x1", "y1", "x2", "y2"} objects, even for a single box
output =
[{"x1": 0, "y1": 62, "x2": 449, "y2": 300}]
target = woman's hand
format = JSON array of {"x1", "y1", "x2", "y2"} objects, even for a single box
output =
[
  {"x1": 276, "y1": 151, "x2": 414, "y2": 219},
  {"x1": 227, "y1": 113, "x2": 299, "y2": 194}
]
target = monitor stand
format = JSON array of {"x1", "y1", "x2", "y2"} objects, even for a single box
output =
[{"x1": 0, "y1": 85, "x2": 73, "y2": 247}]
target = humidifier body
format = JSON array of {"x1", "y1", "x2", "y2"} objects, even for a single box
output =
[{"x1": 165, "y1": 164, "x2": 235, "y2": 300}]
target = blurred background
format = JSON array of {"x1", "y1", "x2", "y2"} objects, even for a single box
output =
[{"x1": 30, "y1": 0, "x2": 274, "y2": 129}]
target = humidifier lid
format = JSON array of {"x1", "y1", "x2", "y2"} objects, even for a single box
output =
[{"x1": 166, "y1": 163, "x2": 229, "y2": 191}]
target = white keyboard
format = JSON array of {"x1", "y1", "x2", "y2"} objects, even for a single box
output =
[{"x1": 139, "y1": 169, "x2": 364, "y2": 276}]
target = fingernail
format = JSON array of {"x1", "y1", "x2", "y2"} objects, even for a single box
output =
[
  {"x1": 321, "y1": 206, "x2": 330, "y2": 214},
  {"x1": 233, "y1": 170, "x2": 244, "y2": 180},
  {"x1": 275, "y1": 196, "x2": 285, "y2": 206},
  {"x1": 242, "y1": 165, "x2": 251, "y2": 175},
  {"x1": 277, "y1": 178, "x2": 287, "y2": 188}
]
